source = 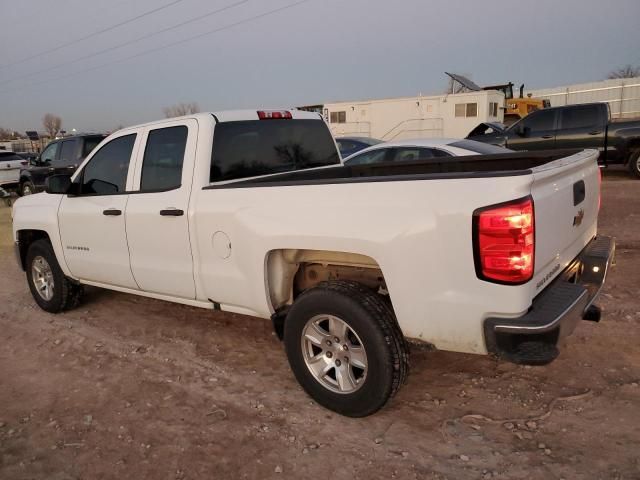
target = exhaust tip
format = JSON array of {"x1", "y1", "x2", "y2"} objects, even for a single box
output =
[{"x1": 583, "y1": 305, "x2": 601, "y2": 322}]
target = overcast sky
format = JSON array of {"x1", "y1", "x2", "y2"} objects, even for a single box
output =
[{"x1": 0, "y1": 0, "x2": 638, "y2": 132}]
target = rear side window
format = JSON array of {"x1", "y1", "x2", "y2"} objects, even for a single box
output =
[
  {"x1": 210, "y1": 120, "x2": 340, "y2": 182},
  {"x1": 80, "y1": 134, "x2": 135, "y2": 195},
  {"x1": 560, "y1": 105, "x2": 601, "y2": 130},
  {"x1": 345, "y1": 148, "x2": 388, "y2": 166},
  {"x1": 140, "y1": 126, "x2": 187, "y2": 191}
]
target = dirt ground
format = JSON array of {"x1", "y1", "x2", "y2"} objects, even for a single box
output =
[{"x1": 0, "y1": 167, "x2": 638, "y2": 480}]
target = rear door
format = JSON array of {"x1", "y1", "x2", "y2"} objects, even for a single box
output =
[
  {"x1": 554, "y1": 104, "x2": 607, "y2": 153},
  {"x1": 125, "y1": 119, "x2": 197, "y2": 299},
  {"x1": 506, "y1": 109, "x2": 558, "y2": 151}
]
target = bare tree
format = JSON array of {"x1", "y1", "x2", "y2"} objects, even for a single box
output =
[
  {"x1": 163, "y1": 102, "x2": 200, "y2": 118},
  {"x1": 0, "y1": 127, "x2": 15, "y2": 140},
  {"x1": 42, "y1": 113, "x2": 63, "y2": 138},
  {"x1": 607, "y1": 65, "x2": 640, "y2": 79}
]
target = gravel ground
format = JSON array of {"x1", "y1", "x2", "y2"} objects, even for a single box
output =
[{"x1": 0, "y1": 166, "x2": 638, "y2": 480}]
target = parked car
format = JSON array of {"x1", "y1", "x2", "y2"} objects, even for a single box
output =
[
  {"x1": 467, "y1": 102, "x2": 640, "y2": 177},
  {"x1": 19, "y1": 134, "x2": 106, "y2": 196},
  {"x1": 335, "y1": 136, "x2": 382, "y2": 158},
  {"x1": 343, "y1": 138, "x2": 511, "y2": 165},
  {"x1": 0, "y1": 151, "x2": 28, "y2": 191},
  {"x1": 12, "y1": 109, "x2": 614, "y2": 417}
]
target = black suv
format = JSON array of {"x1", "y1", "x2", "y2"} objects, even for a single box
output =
[{"x1": 19, "y1": 134, "x2": 106, "y2": 195}]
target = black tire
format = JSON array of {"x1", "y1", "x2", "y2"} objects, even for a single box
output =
[
  {"x1": 20, "y1": 181, "x2": 35, "y2": 196},
  {"x1": 25, "y1": 239, "x2": 83, "y2": 313},
  {"x1": 628, "y1": 149, "x2": 640, "y2": 179},
  {"x1": 284, "y1": 280, "x2": 409, "y2": 417}
]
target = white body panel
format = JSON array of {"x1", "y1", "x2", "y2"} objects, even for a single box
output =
[
  {"x1": 12, "y1": 111, "x2": 601, "y2": 356},
  {"x1": 0, "y1": 154, "x2": 23, "y2": 186}
]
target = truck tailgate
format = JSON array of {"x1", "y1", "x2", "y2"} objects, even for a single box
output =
[{"x1": 530, "y1": 149, "x2": 600, "y2": 294}]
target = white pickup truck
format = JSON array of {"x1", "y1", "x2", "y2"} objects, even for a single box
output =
[{"x1": 12, "y1": 110, "x2": 615, "y2": 416}]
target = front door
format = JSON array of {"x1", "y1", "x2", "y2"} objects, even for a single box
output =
[
  {"x1": 59, "y1": 132, "x2": 141, "y2": 288},
  {"x1": 125, "y1": 120, "x2": 197, "y2": 299}
]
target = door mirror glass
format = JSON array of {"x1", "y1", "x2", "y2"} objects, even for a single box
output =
[{"x1": 45, "y1": 174, "x2": 72, "y2": 194}]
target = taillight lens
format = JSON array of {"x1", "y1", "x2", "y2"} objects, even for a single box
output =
[
  {"x1": 473, "y1": 196, "x2": 535, "y2": 284},
  {"x1": 257, "y1": 110, "x2": 292, "y2": 120}
]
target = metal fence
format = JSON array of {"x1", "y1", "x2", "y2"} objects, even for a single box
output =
[{"x1": 526, "y1": 77, "x2": 640, "y2": 119}]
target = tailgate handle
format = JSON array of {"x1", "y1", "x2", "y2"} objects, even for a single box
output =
[{"x1": 573, "y1": 180, "x2": 585, "y2": 206}]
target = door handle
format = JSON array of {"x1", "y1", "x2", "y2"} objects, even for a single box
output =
[
  {"x1": 588, "y1": 130, "x2": 602, "y2": 135},
  {"x1": 541, "y1": 135, "x2": 554, "y2": 139},
  {"x1": 160, "y1": 208, "x2": 184, "y2": 216},
  {"x1": 103, "y1": 209, "x2": 122, "y2": 216}
]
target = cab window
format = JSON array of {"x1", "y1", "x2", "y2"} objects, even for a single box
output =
[
  {"x1": 57, "y1": 140, "x2": 77, "y2": 167},
  {"x1": 520, "y1": 110, "x2": 556, "y2": 133},
  {"x1": 140, "y1": 126, "x2": 187, "y2": 191},
  {"x1": 40, "y1": 142, "x2": 59, "y2": 165},
  {"x1": 79, "y1": 134, "x2": 136, "y2": 195}
]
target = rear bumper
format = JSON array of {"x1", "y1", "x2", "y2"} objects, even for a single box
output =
[{"x1": 483, "y1": 235, "x2": 615, "y2": 365}]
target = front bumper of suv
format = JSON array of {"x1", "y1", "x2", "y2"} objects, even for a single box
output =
[{"x1": 483, "y1": 235, "x2": 615, "y2": 365}]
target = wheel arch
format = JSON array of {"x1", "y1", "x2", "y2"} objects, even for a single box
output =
[
  {"x1": 264, "y1": 249, "x2": 391, "y2": 337},
  {"x1": 16, "y1": 229, "x2": 52, "y2": 271}
]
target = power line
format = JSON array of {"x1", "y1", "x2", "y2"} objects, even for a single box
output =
[
  {"x1": 0, "y1": 0, "x2": 185, "y2": 70},
  {"x1": 0, "y1": 0, "x2": 251, "y2": 86},
  {"x1": 0, "y1": 0, "x2": 313, "y2": 95}
]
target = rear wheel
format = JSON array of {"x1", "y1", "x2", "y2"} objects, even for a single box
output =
[
  {"x1": 26, "y1": 239, "x2": 83, "y2": 313},
  {"x1": 284, "y1": 280, "x2": 408, "y2": 417},
  {"x1": 628, "y1": 148, "x2": 640, "y2": 179}
]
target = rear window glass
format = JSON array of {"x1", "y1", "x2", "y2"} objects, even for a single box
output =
[
  {"x1": 0, "y1": 152, "x2": 23, "y2": 161},
  {"x1": 449, "y1": 140, "x2": 511, "y2": 154},
  {"x1": 210, "y1": 120, "x2": 340, "y2": 182}
]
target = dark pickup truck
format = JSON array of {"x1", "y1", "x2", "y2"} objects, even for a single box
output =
[
  {"x1": 467, "y1": 102, "x2": 640, "y2": 177},
  {"x1": 19, "y1": 134, "x2": 106, "y2": 195}
]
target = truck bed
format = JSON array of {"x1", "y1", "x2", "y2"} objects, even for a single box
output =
[{"x1": 205, "y1": 149, "x2": 583, "y2": 189}]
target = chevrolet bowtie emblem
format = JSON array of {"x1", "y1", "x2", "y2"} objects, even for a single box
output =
[{"x1": 573, "y1": 209, "x2": 585, "y2": 227}]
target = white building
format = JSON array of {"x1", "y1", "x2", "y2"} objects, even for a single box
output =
[
  {"x1": 526, "y1": 77, "x2": 640, "y2": 119},
  {"x1": 317, "y1": 90, "x2": 504, "y2": 141}
]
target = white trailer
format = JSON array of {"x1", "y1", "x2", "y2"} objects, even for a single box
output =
[
  {"x1": 526, "y1": 77, "x2": 640, "y2": 119},
  {"x1": 319, "y1": 90, "x2": 504, "y2": 141}
]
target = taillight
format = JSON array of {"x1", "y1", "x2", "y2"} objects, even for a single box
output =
[
  {"x1": 257, "y1": 110, "x2": 292, "y2": 120},
  {"x1": 473, "y1": 196, "x2": 535, "y2": 284}
]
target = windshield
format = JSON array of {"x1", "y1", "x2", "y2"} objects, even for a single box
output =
[
  {"x1": 210, "y1": 119, "x2": 340, "y2": 182},
  {"x1": 449, "y1": 140, "x2": 512, "y2": 154}
]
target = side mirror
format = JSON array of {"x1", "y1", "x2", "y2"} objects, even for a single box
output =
[{"x1": 45, "y1": 174, "x2": 72, "y2": 195}]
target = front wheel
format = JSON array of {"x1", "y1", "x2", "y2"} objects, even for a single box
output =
[
  {"x1": 628, "y1": 149, "x2": 640, "y2": 179},
  {"x1": 284, "y1": 281, "x2": 408, "y2": 417},
  {"x1": 20, "y1": 181, "x2": 35, "y2": 196},
  {"x1": 26, "y1": 239, "x2": 83, "y2": 313}
]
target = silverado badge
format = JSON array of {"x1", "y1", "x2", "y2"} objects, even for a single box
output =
[{"x1": 573, "y1": 209, "x2": 585, "y2": 227}]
